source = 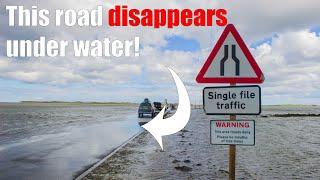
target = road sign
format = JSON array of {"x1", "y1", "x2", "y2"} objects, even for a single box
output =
[
  {"x1": 196, "y1": 24, "x2": 264, "y2": 84},
  {"x1": 203, "y1": 85, "x2": 261, "y2": 115},
  {"x1": 210, "y1": 120, "x2": 255, "y2": 145}
]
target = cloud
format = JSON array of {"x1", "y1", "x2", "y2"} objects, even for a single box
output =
[
  {"x1": 252, "y1": 29, "x2": 320, "y2": 104},
  {"x1": 0, "y1": 0, "x2": 320, "y2": 104}
]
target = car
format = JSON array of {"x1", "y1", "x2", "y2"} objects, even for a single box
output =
[
  {"x1": 153, "y1": 102, "x2": 162, "y2": 115},
  {"x1": 138, "y1": 98, "x2": 155, "y2": 118}
]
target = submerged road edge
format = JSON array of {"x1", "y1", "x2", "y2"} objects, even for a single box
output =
[{"x1": 75, "y1": 130, "x2": 144, "y2": 180}]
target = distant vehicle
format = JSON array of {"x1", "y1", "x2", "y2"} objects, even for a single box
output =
[
  {"x1": 138, "y1": 99, "x2": 172, "y2": 126},
  {"x1": 138, "y1": 98, "x2": 155, "y2": 118},
  {"x1": 153, "y1": 102, "x2": 162, "y2": 115}
]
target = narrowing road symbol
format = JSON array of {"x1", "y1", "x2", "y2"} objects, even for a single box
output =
[{"x1": 220, "y1": 44, "x2": 240, "y2": 76}]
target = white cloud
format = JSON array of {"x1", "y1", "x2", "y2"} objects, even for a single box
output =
[
  {"x1": 0, "y1": 0, "x2": 320, "y2": 103},
  {"x1": 252, "y1": 30, "x2": 320, "y2": 104}
]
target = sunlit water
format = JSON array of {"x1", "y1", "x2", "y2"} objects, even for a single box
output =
[
  {"x1": 237, "y1": 105, "x2": 320, "y2": 179},
  {"x1": 0, "y1": 103, "x2": 142, "y2": 179},
  {"x1": 0, "y1": 104, "x2": 319, "y2": 179}
]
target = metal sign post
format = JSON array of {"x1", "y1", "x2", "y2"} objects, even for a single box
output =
[
  {"x1": 229, "y1": 115, "x2": 236, "y2": 180},
  {"x1": 229, "y1": 83, "x2": 236, "y2": 180}
]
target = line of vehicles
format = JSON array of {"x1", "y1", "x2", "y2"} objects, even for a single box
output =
[{"x1": 138, "y1": 98, "x2": 173, "y2": 125}]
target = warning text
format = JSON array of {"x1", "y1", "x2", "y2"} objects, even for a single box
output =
[{"x1": 211, "y1": 120, "x2": 255, "y2": 145}]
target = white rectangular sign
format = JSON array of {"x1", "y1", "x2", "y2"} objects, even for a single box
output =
[
  {"x1": 203, "y1": 85, "x2": 261, "y2": 115},
  {"x1": 210, "y1": 120, "x2": 255, "y2": 145}
]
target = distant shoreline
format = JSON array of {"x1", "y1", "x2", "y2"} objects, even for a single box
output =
[
  {"x1": 0, "y1": 101, "x2": 318, "y2": 107},
  {"x1": 0, "y1": 101, "x2": 138, "y2": 107}
]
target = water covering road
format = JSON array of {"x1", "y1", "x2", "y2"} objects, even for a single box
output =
[{"x1": 0, "y1": 104, "x2": 142, "y2": 179}]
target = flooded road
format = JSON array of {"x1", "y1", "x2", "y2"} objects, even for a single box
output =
[
  {"x1": 239, "y1": 106, "x2": 320, "y2": 179},
  {"x1": 85, "y1": 105, "x2": 320, "y2": 179},
  {"x1": 0, "y1": 104, "x2": 142, "y2": 179}
]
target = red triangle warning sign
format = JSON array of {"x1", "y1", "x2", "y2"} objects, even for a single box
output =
[{"x1": 196, "y1": 24, "x2": 264, "y2": 84}]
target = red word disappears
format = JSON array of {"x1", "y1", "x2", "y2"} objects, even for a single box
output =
[{"x1": 108, "y1": 5, "x2": 227, "y2": 28}]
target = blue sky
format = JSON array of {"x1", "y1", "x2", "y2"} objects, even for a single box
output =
[
  {"x1": 161, "y1": 36, "x2": 200, "y2": 52},
  {"x1": 1, "y1": 0, "x2": 320, "y2": 105},
  {"x1": 1, "y1": 31, "x2": 320, "y2": 105},
  {"x1": 0, "y1": 36, "x2": 199, "y2": 102}
]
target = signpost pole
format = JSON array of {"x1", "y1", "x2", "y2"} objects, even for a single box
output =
[{"x1": 229, "y1": 83, "x2": 236, "y2": 180}]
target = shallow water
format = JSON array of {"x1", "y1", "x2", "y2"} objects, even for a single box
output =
[
  {"x1": 0, "y1": 103, "x2": 142, "y2": 179},
  {"x1": 84, "y1": 105, "x2": 320, "y2": 179},
  {"x1": 208, "y1": 105, "x2": 320, "y2": 179},
  {"x1": 0, "y1": 104, "x2": 319, "y2": 179},
  {"x1": 238, "y1": 106, "x2": 320, "y2": 179}
]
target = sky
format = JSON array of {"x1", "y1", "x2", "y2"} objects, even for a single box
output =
[{"x1": 0, "y1": 0, "x2": 320, "y2": 105}]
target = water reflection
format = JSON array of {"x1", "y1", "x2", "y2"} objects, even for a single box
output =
[{"x1": 0, "y1": 106, "x2": 142, "y2": 180}]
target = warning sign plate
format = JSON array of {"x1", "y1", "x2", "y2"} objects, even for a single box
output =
[
  {"x1": 203, "y1": 85, "x2": 261, "y2": 115},
  {"x1": 196, "y1": 24, "x2": 264, "y2": 84},
  {"x1": 210, "y1": 120, "x2": 255, "y2": 146}
]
